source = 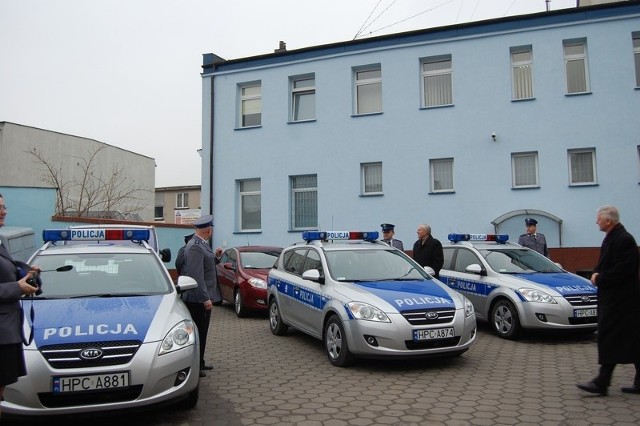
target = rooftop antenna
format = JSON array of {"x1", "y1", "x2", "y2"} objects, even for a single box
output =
[{"x1": 546, "y1": 0, "x2": 550, "y2": 11}]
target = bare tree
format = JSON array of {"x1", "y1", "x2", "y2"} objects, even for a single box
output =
[{"x1": 28, "y1": 146, "x2": 148, "y2": 219}]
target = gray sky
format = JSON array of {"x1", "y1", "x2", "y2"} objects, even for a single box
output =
[{"x1": 0, "y1": 0, "x2": 576, "y2": 187}]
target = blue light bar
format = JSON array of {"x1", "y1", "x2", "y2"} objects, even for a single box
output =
[
  {"x1": 448, "y1": 233, "x2": 509, "y2": 244},
  {"x1": 43, "y1": 228, "x2": 151, "y2": 242},
  {"x1": 302, "y1": 231, "x2": 379, "y2": 242}
]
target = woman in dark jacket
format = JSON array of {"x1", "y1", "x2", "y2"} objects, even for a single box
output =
[
  {"x1": 577, "y1": 205, "x2": 640, "y2": 396},
  {"x1": 0, "y1": 194, "x2": 39, "y2": 415}
]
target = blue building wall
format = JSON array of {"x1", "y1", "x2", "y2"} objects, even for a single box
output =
[{"x1": 202, "y1": 3, "x2": 640, "y2": 251}]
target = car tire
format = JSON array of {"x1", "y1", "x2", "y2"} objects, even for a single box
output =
[
  {"x1": 178, "y1": 384, "x2": 199, "y2": 409},
  {"x1": 491, "y1": 299, "x2": 522, "y2": 340},
  {"x1": 234, "y1": 290, "x2": 247, "y2": 318},
  {"x1": 324, "y1": 315, "x2": 355, "y2": 367},
  {"x1": 269, "y1": 298, "x2": 288, "y2": 335}
]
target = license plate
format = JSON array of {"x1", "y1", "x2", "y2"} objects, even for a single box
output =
[
  {"x1": 414, "y1": 327, "x2": 455, "y2": 341},
  {"x1": 574, "y1": 308, "x2": 597, "y2": 318},
  {"x1": 52, "y1": 372, "x2": 130, "y2": 393}
]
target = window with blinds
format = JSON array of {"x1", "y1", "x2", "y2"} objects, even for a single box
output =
[
  {"x1": 568, "y1": 149, "x2": 597, "y2": 185},
  {"x1": 430, "y1": 158, "x2": 454, "y2": 192},
  {"x1": 511, "y1": 47, "x2": 534, "y2": 100},
  {"x1": 511, "y1": 152, "x2": 539, "y2": 188},
  {"x1": 354, "y1": 67, "x2": 382, "y2": 115},
  {"x1": 421, "y1": 56, "x2": 453, "y2": 107},
  {"x1": 633, "y1": 32, "x2": 640, "y2": 88},
  {"x1": 240, "y1": 83, "x2": 261, "y2": 127},
  {"x1": 239, "y1": 179, "x2": 261, "y2": 231},
  {"x1": 361, "y1": 162, "x2": 382, "y2": 195},
  {"x1": 564, "y1": 40, "x2": 589, "y2": 94},
  {"x1": 291, "y1": 175, "x2": 318, "y2": 230}
]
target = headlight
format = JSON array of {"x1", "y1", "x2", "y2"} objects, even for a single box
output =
[
  {"x1": 248, "y1": 277, "x2": 267, "y2": 289},
  {"x1": 347, "y1": 302, "x2": 391, "y2": 322},
  {"x1": 518, "y1": 288, "x2": 557, "y2": 304},
  {"x1": 159, "y1": 320, "x2": 196, "y2": 355},
  {"x1": 464, "y1": 298, "x2": 474, "y2": 317}
]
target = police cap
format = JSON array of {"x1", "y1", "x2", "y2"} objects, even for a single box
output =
[
  {"x1": 525, "y1": 218, "x2": 538, "y2": 226},
  {"x1": 183, "y1": 233, "x2": 194, "y2": 244},
  {"x1": 194, "y1": 214, "x2": 214, "y2": 228},
  {"x1": 380, "y1": 223, "x2": 395, "y2": 232}
]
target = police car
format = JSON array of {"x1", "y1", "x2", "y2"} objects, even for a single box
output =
[
  {"x1": 4, "y1": 227, "x2": 200, "y2": 417},
  {"x1": 438, "y1": 233, "x2": 598, "y2": 340},
  {"x1": 267, "y1": 231, "x2": 477, "y2": 367}
]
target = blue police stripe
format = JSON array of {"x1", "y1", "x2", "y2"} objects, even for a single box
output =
[
  {"x1": 31, "y1": 296, "x2": 163, "y2": 346},
  {"x1": 353, "y1": 280, "x2": 454, "y2": 310},
  {"x1": 512, "y1": 273, "x2": 596, "y2": 295},
  {"x1": 269, "y1": 277, "x2": 330, "y2": 311},
  {"x1": 439, "y1": 276, "x2": 499, "y2": 298}
]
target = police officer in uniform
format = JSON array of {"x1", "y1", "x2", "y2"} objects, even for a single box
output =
[
  {"x1": 174, "y1": 233, "x2": 194, "y2": 276},
  {"x1": 381, "y1": 223, "x2": 404, "y2": 250},
  {"x1": 183, "y1": 215, "x2": 219, "y2": 377},
  {"x1": 517, "y1": 218, "x2": 549, "y2": 257}
]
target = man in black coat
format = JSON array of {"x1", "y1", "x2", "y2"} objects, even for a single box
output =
[
  {"x1": 577, "y1": 205, "x2": 640, "y2": 396},
  {"x1": 412, "y1": 224, "x2": 444, "y2": 278}
]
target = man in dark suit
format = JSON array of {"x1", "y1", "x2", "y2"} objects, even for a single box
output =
[
  {"x1": 577, "y1": 205, "x2": 640, "y2": 396},
  {"x1": 412, "y1": 224, "x2": 444, "y2": 278},
  {"x1": 380, "y1": 223, "x2": 404, "y2": 250}
]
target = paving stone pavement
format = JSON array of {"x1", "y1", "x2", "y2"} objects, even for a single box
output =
[{"x1": 6, "y1": 303, "x2": 640, "y2": 425}]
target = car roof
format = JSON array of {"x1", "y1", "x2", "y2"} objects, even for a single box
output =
[
  {"x1": 292, "y1": 240, "x2": 391, "y2": 251},
  {"x1": 35, "y1": 242, "x2": 154, "y2": 256}
]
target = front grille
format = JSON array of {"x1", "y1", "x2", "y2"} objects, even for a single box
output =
[
  {"x1": 564, "y1": 294, "x2": 598, "y2": 306},
  {"x1": 39, "y1": 340, "x2": 142, "y2": 369},
  {"x1": 38, "y1": 385, "x2": 143, "y2": 408},
  {"x1": 401, "y1": 308, "x2": 455, "y2": 326},
  {"x1": 405, "y1": 336, "x2": 461, "y2": 350}
]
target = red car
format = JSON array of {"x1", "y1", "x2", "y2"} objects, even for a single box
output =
[{"x1": 216, "y1": 246, "x2": 283, "y2": 317}]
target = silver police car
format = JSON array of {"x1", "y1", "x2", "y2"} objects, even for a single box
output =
[
  {"x1": 267, "y1": 231, "x2": 477, "y2": 367},
  {"x1": 4, "y1": 227, "x2": 201, "y2": 417},
  {"x1": 439, "y1": 233, "x2": 598, "y2": 340}
]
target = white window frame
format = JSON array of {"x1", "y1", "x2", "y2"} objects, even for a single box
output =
[
  {"x1": 354, "y1": 66, "x2": 382, "y2": 115},
  {"x1": 429, "y1": 158, "x2": 454, "y2": 193},
  {"x1": 291, "y1": 75, "x2": 316, "y2": 122},
  {"x1": 568, "y1": 148, "x2": 597, "y2": 186},
  {"x1": 176, "y1": 192, "x2": 188, "y2": 209},
  {"x1": 361, "y1": 162, "x2": 382, "y2": 195},
  {"x1": 239, "y1": 82, "x2": 261, "y2": 127},
  {"x1": 633, "y1": 32, "x2": 640, "y2": 88},
  {"x1": 290, "y1": 175, "x2": 318, "y2": 230},
  {"x1": 238, "y1": 179, "x2": 261, "y2": 232},
  {"x1": 511, "y1": 46, "x2": 534, "y2": 100},
  {"x1": 421, "y1": 55, "x2": 453, "y2": 107},
  {"x1": 511, "y1": 152, "x2": 539, "y2": 188},
  {"x1": 563, "y1": 39, "x2": 590, "y2": 95}
]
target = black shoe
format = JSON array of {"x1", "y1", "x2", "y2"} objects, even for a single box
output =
[
  {"x1": 199, "y1": 370, "x2": 207, "y2": 378},
  {"x1": 577, "y1": 381, "x2": 608, "y2": 396},
  {"x1": 201, "y1": 363, "x2": 214, "y2": 370},
  {"x1": 621, "y1": 385, "x2": 640, "y2": 394}
]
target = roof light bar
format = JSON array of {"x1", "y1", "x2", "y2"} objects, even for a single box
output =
[
  {"x1": 302, "y1": 231, "x2": 379, "y2": 242},
  {"x1": 448, "y1": 233, "x2": 509, "y2": 244},
  {"x1": 43, "y1": 228, "x2": 151, "y2": 242}
]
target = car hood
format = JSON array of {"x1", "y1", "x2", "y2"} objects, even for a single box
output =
[
  {"x1": 348, "y1": 279, "x2": 455, "y2": 311},
  {"x1": 243, "y1": 268, "x2": 270, "y2": 280},
  {"x1": 28, "y1": 295, "x2": 163, "y2": 347},
  {"x1": 511, "y1": 272, "x2": 596, "y2": 295}
]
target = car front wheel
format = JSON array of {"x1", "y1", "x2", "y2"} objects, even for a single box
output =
[
  {"x1": 269, "y1": 298, "x2": 288, "y2": 335},
  {"x1": 234, "y1": 290, "x2": 247, "y2": 318},
  {"x1": 324, "y1": 315, "x2": 355, "y2": 367},
  {"x1": 491, "y1": 299, "x2": 522, "y2": 340}
]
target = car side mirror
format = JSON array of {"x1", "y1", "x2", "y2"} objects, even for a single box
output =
[
  {"x1": 302, "y1": 269, "x2": 324, "y2": 284},
  {"x1": 423, "y1": 266, "x2": 436, "y2": 276},
  {"x1": 223, "y1": 262, "x2": 235, "y2": 271},
  {"x1": 176, "y1": 275, "x2": 197, "y2": 292},
  {"x1": 465, "y1": 264, "x2": 485, "y2": 276},
  {"x1": 160, "y1": 248, "x2": 171, "y2": 263}
]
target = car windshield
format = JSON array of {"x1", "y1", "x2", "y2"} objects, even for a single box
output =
[
  {"x1": 31, "y1": 253, "x2": 172, "y2": 298},
  {"x1": 325, "y1": 249, "x2": 430, "y2": 282},
  {"x1": 241, "y1": 251, "x2": 281, "y2": 269},
  {"x1": 479, "y1": 248, "x2": 564, "y2": 273}
]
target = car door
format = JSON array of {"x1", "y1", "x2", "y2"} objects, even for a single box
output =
[
  {"x1": 217, "y1": 249, "x2": 237, "y2": 302},
  {"x1": 294, "y1": 248, "x2": 325, "y2": 335},
  {"x1": 440, "y1": 247, "x2": 488, "y2": 319}
]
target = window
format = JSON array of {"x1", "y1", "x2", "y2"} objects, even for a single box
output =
[
  {"x1": 291, "y1": 175, "x2": 317, "y2": 230},
  {"x1": 430, "y1": 158, "x2": 454, "y2": 192},
  {"x1": 239, "y1": 82, "x2": 261, "y2": 127},
  {"x1": 568, "y1": 148, "x2": 597, "y2": 185},
  {"x1": 354, "y1": 67, "x2": 382, "y2": 115},
  {"x1": 563, "y1": 40, "x2": 589, "y2": 94},
  {"x1": 238, "y1": 179, "x2": 261, "y2": 231},
  {"x1": 291, "y1": 75, "x2": 315, "y2": 121},
  {"x1": 511, "y1": 47, "x2": 534, "y2": 100},
  {"x1": 511, "y1": 152, "x2": 539, "y2": 188},
  {"x1": 176, "y1": 192, "x2": 188, "y2": 208},
  {"x1": 421, "y1": 55, "x2": 452, "y2": 107},
  {"x1": 633, "y1": 32, "x2": 640, "y2": 88},
  {"x1": 154, "y1": 206, "x2": 164, "y2": 221},
  {"x1": 361, "y1": 162, "x2": 382, "y2": 195}
]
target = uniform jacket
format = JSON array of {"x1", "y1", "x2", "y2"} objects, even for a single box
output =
[
  {"x1": 384, "y1": 238, "x2": 404, "y2": 251},
  {"x1": 412, "y1": 236, "x2": 444, "y2": 278},
  {"x1": 182, "y1": 236, "x2": 221, "y2": 303},
  {"x1": 593, "y1": 223, "x2": 640, "y2": 364},
  {"x1": 0, "y1": 242, "x2": 25, "y2": 345},
  {"x1": 175, "y1": 245, "x2": 186, "y2": 276},
  {"x1": 517, "y1": 233, "x2": 549, "y2": 257}
]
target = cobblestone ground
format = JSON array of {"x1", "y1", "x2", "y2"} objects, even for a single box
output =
[{"x1": 6, "y1": 303, "x2": 640, "y2": 425}]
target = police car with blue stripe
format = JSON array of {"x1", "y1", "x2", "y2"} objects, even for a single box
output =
[
  {"x1": 439, "y1": 233, "x2": 598, "y2": 340},
  {"x1": 267, "y1": 231, "x2": 477, "y2": 367},
  {"x1": 4, "y1": 228, "x2": 201, "y2": 417}
]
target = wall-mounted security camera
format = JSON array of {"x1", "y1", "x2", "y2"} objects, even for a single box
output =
[{"x1": 491, "y1": 132, "x2": 497, "y2": 142}]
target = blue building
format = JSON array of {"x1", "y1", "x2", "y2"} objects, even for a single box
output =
[{"x1": 201, "y1": 1, "x2": 640, "y2": 270}]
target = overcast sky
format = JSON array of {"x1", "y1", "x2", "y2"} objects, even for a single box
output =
[{"x1": 0, "y1": 0, "x2": 577, "y2": 187}]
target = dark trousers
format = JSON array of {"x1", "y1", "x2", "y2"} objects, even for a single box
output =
[
  {"x1": 185, "y1": 302, "x2": 211, "y2": 367},
  {"x1": 595, "y1": 362, "x2": 640, "y2": 387}
]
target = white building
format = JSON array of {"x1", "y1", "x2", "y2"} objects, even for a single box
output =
[{"x1": 201, "y1": 1, "x2": 640, "y2": 270}]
